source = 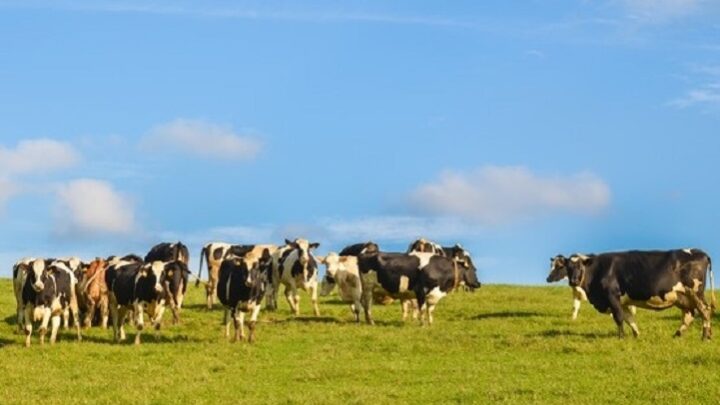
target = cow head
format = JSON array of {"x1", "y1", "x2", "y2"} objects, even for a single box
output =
[
  {"x1": 318, "y1": 253, "x2": 340, "y2": 296},
  {"x1": 285, "y1": 238, "x2": 320, "y2": 282},
  {"x1": 142, "y1": 261, "x2": 166, "y2": 294},
  {"x1": 408, "y1": 238, "x2": 439, "y2": 254},
  {"x1": 546, "y1": 255, "x2": 569, "y2": 283},
  {"x1": 360, "y1": 242, "x2": 380, "y2": 255},
  {"x1": 566, "y1": 254, "x2": 592, "y2": 287},
  {"x1": 27, "y1": 259, "x2": 46, "y2": 292}
]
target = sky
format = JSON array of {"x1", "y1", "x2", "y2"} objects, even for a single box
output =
[{"x1": 1, "y1": 0, "x2": 719, "y2": 284}]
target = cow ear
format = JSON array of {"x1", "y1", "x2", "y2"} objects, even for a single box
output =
[
  {"x1": 309, "y1": 243, "x2": 320, "y2": 250},
  {"x1": 285, "y1": 239, "x2": 293, "y2": 245},
  {"x1": 582, "y1": 257, "x2": 593, "y2": 266}
]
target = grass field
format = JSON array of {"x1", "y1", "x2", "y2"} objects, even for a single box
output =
[{"x1": 1, "y1": 279, "x2": 719, "y2": 404}]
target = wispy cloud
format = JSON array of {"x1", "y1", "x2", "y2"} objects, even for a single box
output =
[
  {"x1": 408, "y1": 166, "x2": 611, "y2": 225},
  {"x1": 670, "y1": 65, "x2": 720, "y2": 111},
  {"x1": 621, "y1": 0, "x2": 704, "y2": 22},
  {"x1": 0, "y1": 138, "x2": 80, "y2": 175},
  {"x1": 0, "y1": 0, "x2": 475, "y2": 28},
  {"x1": 54, "y1": 179, "x2": 136, "y2": 236},
  {"x1": 141, "y1": 119, "x2": 263, "y2": 161}
]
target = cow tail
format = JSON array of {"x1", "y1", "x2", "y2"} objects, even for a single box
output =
[
  {"x1": 709, "y1": 256, "x2": 716, "y2": 312},
  {"x1": 196, "y1": 246, "x2": 207, "y2": 288}
]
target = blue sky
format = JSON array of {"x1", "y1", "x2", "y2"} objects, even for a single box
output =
[{"x1": 1, "y1": 0, "x2": 719, "y2": 283}]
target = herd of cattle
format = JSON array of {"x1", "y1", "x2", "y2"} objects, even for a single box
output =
[
  {"x1": 11, "y1": 238, "x2": 480, "y2": 346},
  {"x1": 10, "y1": 238, "x2": 716, "y2": 347}
]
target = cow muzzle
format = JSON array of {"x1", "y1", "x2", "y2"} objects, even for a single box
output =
[
  {"x1": 155, "y1": 284, "x2": 164, "y2": 294},
  {"x1": 33, "y1": 281, "x2": 45, "y2": 292}
]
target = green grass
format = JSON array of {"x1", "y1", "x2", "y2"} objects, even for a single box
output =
[{"x1": 1, "y1": 279, "x2": 719, "y2": 404}]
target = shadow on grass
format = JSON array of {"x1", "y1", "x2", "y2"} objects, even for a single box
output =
[
  {"x1": 471, "y1": 311, "x2": 546, "y2": 320},
  {"x1": 531, "y1": 329, "x2": 617, "y2": 339},
  {"x1": 3, "y1": 315, "x2": 17, "y2": 327}
]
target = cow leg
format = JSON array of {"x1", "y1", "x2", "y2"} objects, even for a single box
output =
[
  {"x1": 311, "y1": 284, "x2": 320, "y2": 317},
  {"x1": 84, "y1": 300, "x2": 96, "y2": 329},
  {"x1": 401, "y1": 299, "x2": 410, "y2": 321},
  {"x1": 50, "y1": 314, "x2": 61, "y2": 344},
  {"x1": 134, "y1": 302, "x2": 145, "y2": 345},
  {"x1": 572, "y1": 298, "x2": 581, "y2": 321},
  {"x1": 248, "y1": 303, "x2": 261, "y2": 344},
  {"x1": 231, "y1": 308, "x2": 243, "y2": 342},
  {"x1": 16, "y1": 299, "x2": 24, "y2": 334},
  {"x1": 39, "y1": 307, "x2": 52, "y2": 345},
  {"x1": 152, "y1": 301, "x2": 166, "y2": 330},
  {"x1": 100, "y1": 298, "x2": 109, "y2": 329},
  {"x1": 224, "y1": 308, "x2": 232, "y2": 338},
  {"x1": 284, "y1": 285, "x2": 297, "y2": 315},
  {"x1": 608, "y1": 299, "x2": 625, "y2": 338},
  {"x1": 689, "y1": 293, "x2": 712, "y2": 340},
  {"x1": 62, "y1": 308, "x2": 70, "y2": 329},
  {"x1": 675, "y1": 309, "x2": 695, "y2": 337},
  {"x1": 116, "y1": 306, "x2": 128, "y2": 342},
  {"x1": 360, "y1": 289, "x2": 374, "y2": 325},
  {"x1": 622, "y1": 305, "x2": 640, "y2": 337},
  {"x1": 24, "y1": 305, "x2": 34, "y2": 347}
]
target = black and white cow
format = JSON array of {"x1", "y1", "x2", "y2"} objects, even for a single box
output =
[
  {"x1": 546, "y1": 255, "x2": 589, "y2": 320},
  {"x1": 270, "y1": 239, "x2": 321, "y2": 316},
  {"x1": 339, "y1": 241, "x2": 380, "y2": 257},
  {"x1": 145, "y1": 242, "x2": 190, "y2": 265},
  {"x1": 406, "y1": 238, "x2": 444, "y2": 255},
  {"x1": 21, "y1": 259, "x2": 82, "y2": 347},
  {"x1": 357, "y1": 252, "x2": 481, "y2": 325},
  {"x1": 217, "y1": 248, "x2": 274, "y2": 343},
  {"x1": 564, "y1": 249, "x2": 715, "y2": 339},
  {"x1": 106, "y1": 260, "x2": 171, "y2": 345},
  {"x1": 13, "y1": 257, "x2": 36, "y2": 334},
  {"x1": 319, "y1": 253, "x2": 363, "y2": 322},
  {"x1": 163, "y1": 260, "x2": 191, "y2": 324},
  {"x1": 197, "y1": 242, "x2": 233, "y2": 309}
]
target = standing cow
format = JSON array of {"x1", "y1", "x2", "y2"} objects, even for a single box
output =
[
  {"x1": 78, "y1": 258, "x2": 110, "y2": 328},
  {"x1": 21, "y1": 259, "x2": 82, "y2": 347},
  {"x1": 13, "y1": 257, "x2": 36, "y2": 334},
  {"x1": 197, "y1": 242, "x2": 233, "y2": 309},
  {"x1": 357, "y1": 252, "x2": 481, "y2": 325},
  {"x1": 565, "y1": 249, "x2": 714, "y2": 339},
  {"x1": 217, "y1": 248, "x2": 274, "y2": 342},
  {"x1": 270, "y1": 239, "x2": 321, "y2": 316},
  {"x1": 319, "y1": 253, "x2": 363, "y2": 322}
]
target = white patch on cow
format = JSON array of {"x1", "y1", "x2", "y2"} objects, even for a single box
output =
[
  {"x1": 573, "y1": 286, "x2": 587, "y2": 301},
  {"x1": 683, "y1": 248, "x2": 694, "y2": 255},
  {"x1": 426, "y1": 286, "x2": 447, "y2": 305},
  {"x1": 409, "y1": 252, "x2": 434, "y2": 269},
  {"x1": 399, "y1": 276, "x2": 410, "y2": 293}
]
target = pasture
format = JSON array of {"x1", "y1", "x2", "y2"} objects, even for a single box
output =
[{"x1": 1, "y1": 279, "x2": 719, "y2": 404}]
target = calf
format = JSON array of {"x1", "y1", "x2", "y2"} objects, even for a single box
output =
[
  {"x1": 22, "y1": 259, "x2": 82, "y2": 347},
  {"x1": 565, "y1": 249, "x2": 715, "y2": 339},
  {"x1": 319, "y1": 253, "x2": 363, "y2": 322},
  {"x1": 217, "y1": 248, "x2": 273, "y2": 342},
  {"x1": 197, "y1": 242, "x2": 233, "y2": 309},
  {"x1": 357, "y1": 252, "x2": 481, "y2": 325},
  {"x1": 270, "y1": 239, "x2": 321, "y2": 316},
  {"x1": 106, "y1": 261, "x2": 170, "y2": 345}
]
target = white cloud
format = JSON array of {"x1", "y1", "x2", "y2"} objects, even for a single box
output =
[
  {"x1": 320, "y1": 216, "x2": 477, "y2": 242},
  {"x1": 670, "y1": 82, "x2": 720, "y2": 108},
  {"x1": 54, "y1": 179, "x2": 136, "y2": 236},
  {"x1": 0, "y1": 138, "x2": 80, "y2": 175},
  {"x1": 142, "y1": 119, "x2": 262, "y2": 160},
  {"x1": 408, "y1": 166, "x2": 611, "y2": 224},
  {"x1": 621, "y1": 0, "x2": 703, "y2": 21}
]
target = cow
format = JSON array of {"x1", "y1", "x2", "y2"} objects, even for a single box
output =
[
  {"x1": 547, "y1": 254, "x2": 591, "y2": 320},
  {"x1": 21, "y1": 259, "x2": 82, "y2": 347},
  {"x1": 197, "y1": 242, "x2": 233, "y2": 309},
  {"x1": 357, "y1": 251, "x2": 481, "y2": 325},
  {"x1": 270, "y1": 239, "x2": 321, "y2": 316},
  {"x1": 163, "y1": 260, "x2": 191, "y2": 324},
  {"x1": 217, "y1": 247, "x2": 274, "y2": 342},
  {"x1": 145, "y1": 242, "x2": 190, "y2": 265},
  {"x1": 339, "y1": 241, "x2": 380, "y2": 257},
  {"x1": 106, "y1": 260, "x2": 171, "y2": 345},
  {"x1": 319, "y1": 253, "x2": 363, "y2": 322},
  {"x1": 407, "y1": 238, "x2": 444, "y2": 255},
  {"x1": 13, "y1": 257, "x2": 36, "y2": 334},
  {"x1": 77, "y1": 258, "x2": 110, "y2": 328},
  {"x1": 564, "y1": 249, "x2": 715, "y2": 339}
]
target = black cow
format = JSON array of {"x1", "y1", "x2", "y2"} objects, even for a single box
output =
[
  {"x1": 357, "y1": 252, "x2": 481, "y2": 325},
  {"x1": 21, "y1": 259, "x2": 82, "y2": 347},
  {"x1": 106, "y1": 260, "x2": 171, "y2": 345},
  {"x1": 339, "y1": 241, "x2": 380, "y2": 257},
  {"x1": 145, "y1": 242, "x2": 190, "y2": 265},
  {"x1": 217, "y1": 248, "x2": 274, "y2": 343},
  {"x1": 565, "y1": 249, "x2": 715, "y2": 339},
  {"x1": 163, "y1": 261, "x2": 191, "y2": 324}
]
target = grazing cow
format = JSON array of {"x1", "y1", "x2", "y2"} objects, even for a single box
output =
[
  {"x1": 339, "y1": 242, "x2": 380, "y2": 257},
  {"x1": 197, "y1": 242, "x2": 233, "y2": 309},
  {"x1": 78, "y1": 258, "x2": 110, "y2": 328},
  {"x1": 357, "y1": 252, "x2": 481, "y2": 325},
  {"x1": 22, "y1": 259, "x2": 82, "y2": 347},
  {"x1": 270, "y1": 239, "x2": 321, "y2": 316},
  {"x1": 106, "y1": 261, "x2": 170, "y2": 345},
  {"x1": 319, "y1": 253, "x2": 363, "y2": 322},
  {"x1": 145, "y1": 242, "x2": 190, "y2": 265},
  {"x1": 217, "y1": 248, "x2": 274, "y2": 342},
  {"x1": 565, "y1": 249, "x2": 715, "y2": 339},
  {"x1": 13, "y1": 258, "x2": 36, "y2": 334},
  {"x1": 407, "y1": 238, "x2": 444, "y2": 255}
]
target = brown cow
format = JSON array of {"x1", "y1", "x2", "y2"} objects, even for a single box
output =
[{"x1": 78, "y1": 258, "x2": 109, "y2": 328}]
